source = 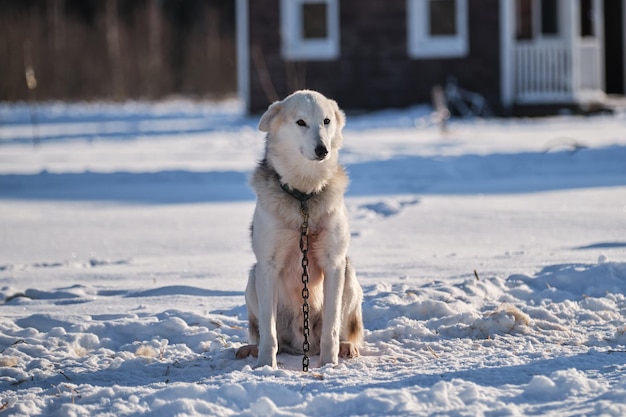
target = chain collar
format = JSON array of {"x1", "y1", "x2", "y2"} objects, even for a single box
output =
[
  {"x1": 278, "y1": 177, "x2": 316, "y2": 203},
  {"x1": 277, "y1": 174, "x2": 313, "y2": 372},
  {"x1": 299, "y1": 200, "x2": 311, "y2": 372}
]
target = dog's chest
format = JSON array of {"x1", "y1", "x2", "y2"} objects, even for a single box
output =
[{"x1": 274, "y1": 228, "x2": 325, "y2": 309}]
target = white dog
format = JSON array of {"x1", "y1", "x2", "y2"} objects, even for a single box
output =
[{"x1": 236, "y1": 90, "x2": 363, "y2": 368}]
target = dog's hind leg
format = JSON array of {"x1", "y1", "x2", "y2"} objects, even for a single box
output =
[
  {"x1": 235, "y1": 344, "x2": 259, "y2": 358},
  {"x1": 236, "y1": 265, "x2": 261, "y2": 359}
]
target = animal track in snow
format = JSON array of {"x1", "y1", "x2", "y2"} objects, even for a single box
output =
[
  {"x1": 358, "y1": 198, "x2": 419, "y2": 218},
  {"x1": 0, "y1": 258, "x2": 131, "y2": 272}
]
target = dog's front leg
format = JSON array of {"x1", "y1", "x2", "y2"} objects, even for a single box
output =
[
  {"x1": 254, "y1": 262, "x2": 278, "y2": 368},
  {"x1": 319, "y1": 260, "x2": 347, "y2": 366}
]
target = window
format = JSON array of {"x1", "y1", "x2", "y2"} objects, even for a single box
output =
[
  {"x1": 541, "y1": 0, "x2": 558, "y2": 35},
  {"x1": 516, "y1": 0, "x2": 533, "y2": 39},
  {"x1": 429, "y1": 0, "x2": 457, "y2": 35},
  {"x1": 515, "y1": 0, "x2": 560, "y2": 40},
  {"x1": 407, "y1": 0, "x2": 468, "y2": 58},
  {"x1": 579, "y1": 0, "x2": 595, "y2": 37},
  {"x1": 302, "y1": 3, "x2": 328, "y2": 39},
  {"x1": 281, "y1": 0, "x2": 340, "y2": 60}
]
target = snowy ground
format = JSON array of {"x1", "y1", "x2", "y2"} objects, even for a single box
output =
[{"x1": 1, "y1": 101, "x2": 626, "y2": 416}]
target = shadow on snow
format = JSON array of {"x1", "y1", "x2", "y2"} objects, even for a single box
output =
[{"x1": 0, "y1": 146, "x2": 625, "y2": 203}]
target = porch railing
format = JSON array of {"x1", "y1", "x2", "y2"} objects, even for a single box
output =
[
  {"x1": 514, "y1": 42, "x2": 572, "y2": 103},
  {"x1": 514, "y1": 40, "x2": 604, "y2": 104}
]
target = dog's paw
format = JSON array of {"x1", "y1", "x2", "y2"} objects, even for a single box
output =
[
  {"x1": 235, "y1": 344, "x2": 258, "y2": 359},
  {"x1": 255, "y1": 355, "x2": 277, "y2": 369},
  {"x1": 339, "y1": 342, "x2": 359, "y2": 359}
]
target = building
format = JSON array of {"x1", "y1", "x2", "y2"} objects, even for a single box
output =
[{"x1": 236, "y1": 0, "x2": 626, "y2": 114}]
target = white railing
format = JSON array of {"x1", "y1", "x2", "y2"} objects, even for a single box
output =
[
  {"x1": 514, "y1": 40, "x2": 604, "y2": 104},
  {"x1": 514, "y1": 42, "x2": 572, "y2": 102}
]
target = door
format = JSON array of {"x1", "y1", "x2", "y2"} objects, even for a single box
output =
[
  {"x1": 603, "y1": 0, "x2": 625, "y2": 94},
  {"x1": 575, "y1": 0, "x2": 604, "y2": 94}
]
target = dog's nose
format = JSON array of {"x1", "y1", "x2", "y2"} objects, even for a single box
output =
[{"x1": 315, "y1": 144, "x2": 328, "y2": 159}]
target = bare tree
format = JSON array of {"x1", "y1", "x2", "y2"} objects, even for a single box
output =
[
  {"x1": 47, "y1": 0, "x2": 65, "y2": 97},
  {"x1": 147, "y1": 0, "x2": 162, "y2": 98},
  {"x1": 207, "y1": 1, "x2": 221, "y2": 92},
  {"x1": 106, "y1": 0, "x2": 124, "y2": 99},
  {"x1": 0, "y1": 0, "x2": 237, "y2": 102},
  {"x1": 23, "y1": 40, "x2": 39, "y2": 145}
]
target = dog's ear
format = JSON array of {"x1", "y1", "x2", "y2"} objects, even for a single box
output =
[
  {"x1": 329, "y1": 99, "x2": 346, "y2": 130},
  {"x1": 258, "y1": 101, "x2": 282, "y2": 132}
]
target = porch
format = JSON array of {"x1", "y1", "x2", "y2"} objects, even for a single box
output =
[
  {"x1": 501, "y1": 0, "x2": 610, "y2": 107},
  {"x1": 513, "y1": 39, "x2": 603, "y2": 103}
]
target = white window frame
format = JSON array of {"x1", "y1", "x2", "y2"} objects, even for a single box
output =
[
  {"x1": 281, "y1": 0, "x2": 340, "y2": 60},
  {"x1": 407, "y1": 0, "x2": 469, "y2": 58}
]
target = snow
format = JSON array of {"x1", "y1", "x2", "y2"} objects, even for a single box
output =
[{"x1": 1, "y1": 100, "x2": 626, "y2": 416}]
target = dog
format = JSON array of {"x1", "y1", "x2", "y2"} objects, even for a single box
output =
[{"x1": 235, "y1": 90, "x2": 363, "y2": 368}]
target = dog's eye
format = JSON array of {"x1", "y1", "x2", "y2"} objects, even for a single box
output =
[
  {"x1": 296, "y1": 119, "x2": 307, "y2": 127},
  {"x1": 323, "y1": 118, "x2": 331, "y2": 125}
]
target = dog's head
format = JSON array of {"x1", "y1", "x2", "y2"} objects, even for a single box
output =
[{"x1": 259, "y1": 90, "x2": 346, "y2": 163}]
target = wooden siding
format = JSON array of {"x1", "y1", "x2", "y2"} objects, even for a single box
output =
[{"x1": 247, "y1": 0, "x2": 501, "y2": 113}]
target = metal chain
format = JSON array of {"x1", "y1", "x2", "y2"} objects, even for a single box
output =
[{"x1": 299, "y1": 200, "x2": 310, "y2": 372}]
